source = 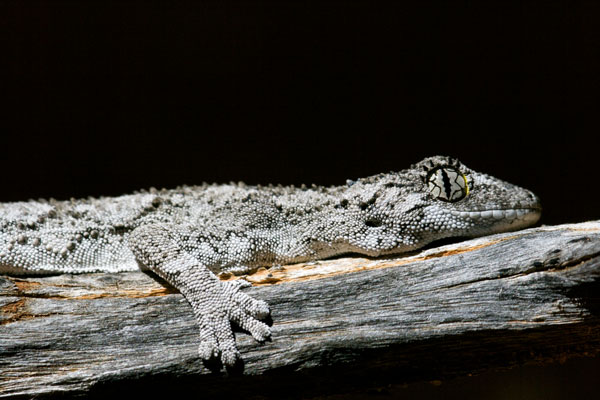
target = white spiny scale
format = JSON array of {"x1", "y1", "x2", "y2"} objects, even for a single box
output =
[{"x1": 0, "y1": 156, "x2": 541, "y2": 368}]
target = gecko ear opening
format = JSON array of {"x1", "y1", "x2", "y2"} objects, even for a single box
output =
[{"x1": 426, "y1": 166, "x2": 470, "y2": 202}]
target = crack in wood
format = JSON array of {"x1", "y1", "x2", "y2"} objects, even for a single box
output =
[
  {"x1": 1, "y1": 276, "x2": 176, "y2": 300},
  {"x1": 0, "y1": 299, "x2": 56, "y2": 326},
  {"x1": 245, "y1": 237, "x2": 514, "y2": 286}
]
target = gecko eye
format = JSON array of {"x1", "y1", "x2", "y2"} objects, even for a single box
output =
[{"x1": 426, "y1": 166, "x2": 470, "y2": 202}]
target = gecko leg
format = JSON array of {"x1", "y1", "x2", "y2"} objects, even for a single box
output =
[{"x1": 128, "y1": 224, "x2": 271, "y2": 367}]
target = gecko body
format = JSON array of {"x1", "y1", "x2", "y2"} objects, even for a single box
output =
[{"x1": 0, "y1": 156, "x2": 541, "y2": 367}]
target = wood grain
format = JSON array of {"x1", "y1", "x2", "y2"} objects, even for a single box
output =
[{"x1": 1, "y1": 221, "x2": 600, "y2": 398}]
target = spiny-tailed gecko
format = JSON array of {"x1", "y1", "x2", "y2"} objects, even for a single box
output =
[{"x1": 0, "y1": 156, "x2": 541, "y2": 367}]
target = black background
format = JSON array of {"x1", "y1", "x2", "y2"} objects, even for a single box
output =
[
  {"x1": 1, "y1": 1, "x2": 599, "y2": 398},
  {"x1": 2, "y1": 1, "x2": 599, "y2": 225}
]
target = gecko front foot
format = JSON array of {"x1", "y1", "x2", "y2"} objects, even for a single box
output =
[
  {"x1": 129, "y1": 224, "x2": 271, "y2": 368},
  {"x1": 193, "y1": 276, "x2": 272, "y2": 366}
]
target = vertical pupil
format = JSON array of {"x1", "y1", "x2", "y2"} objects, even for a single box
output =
[{"x1": 440, "y1": 168, "x2": 452, "y2": 199}]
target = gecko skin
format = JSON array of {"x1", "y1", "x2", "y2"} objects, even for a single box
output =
[{"x1": 0, "y1": 156, "x2": 541, "y2": 367}]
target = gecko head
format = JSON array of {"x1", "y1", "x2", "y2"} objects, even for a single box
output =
[
  {"x1": 415, "y1": 155, "x2": 541, "y2": 233},
  {"x1": 341, "y1": 156, "x2": 541, "y2": 255}
]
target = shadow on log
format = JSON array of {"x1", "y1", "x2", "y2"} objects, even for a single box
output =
[{"x1": 1, "y1": 221, "x2": 600, "y2": 398}]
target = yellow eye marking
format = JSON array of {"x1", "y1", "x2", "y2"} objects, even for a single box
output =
[{"x1": 462, "y1": 173, "x2": 470, "y2": 197}]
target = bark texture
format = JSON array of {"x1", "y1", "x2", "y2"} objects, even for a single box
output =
[{"x1": 1, "y1": 221, "x2": 600, "y2": 398}]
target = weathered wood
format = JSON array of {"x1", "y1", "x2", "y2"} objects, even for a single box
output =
[{"x1": 1, "y1": 221, "x2": 600, "y2": 398}]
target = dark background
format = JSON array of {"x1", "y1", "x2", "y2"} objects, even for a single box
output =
[
  {"x1": 1, "y1": 1, "x2": 599, "y2": 226},
  {"x1": 1, "y1": 1, "x2": 599, "y2": 398}
]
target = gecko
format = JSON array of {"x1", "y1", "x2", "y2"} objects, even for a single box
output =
[{"x1": 0, "y1": 156, "x2": 541, "y2": 367}]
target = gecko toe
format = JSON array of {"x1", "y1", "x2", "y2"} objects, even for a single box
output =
[
  {"x1": 249, "y1": 320, "x2": 271, "y2": 342},
  {"x1": 197, "y1": 315, "x2": 221, "y2": 361},
  {"x1": 198, "y1": 341, "x2": 220, "y2": 361},
  {"x1": 221, "y1": 348, "x2": 242, "y2": 367},
  {"x1": 252, "y1": 299, "x2": 270, "y2": 320},
  {"x1": 232, "y1": 291, "x2": 271, "y2": 320},
  {"x1": 229, "y1": 307, "x2": 272, "y2": 342}
]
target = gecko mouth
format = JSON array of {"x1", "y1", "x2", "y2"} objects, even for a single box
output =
[
  {"x1": 451, "y1": 207, "x2": 542, "y2": 233},
  {"x1": 452, "y1": 207, "x2": 541, "y2": 222}
]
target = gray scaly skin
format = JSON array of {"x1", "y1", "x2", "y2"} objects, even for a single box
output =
[{"x1": 0, "y1": 156, "x2": 541, "y2": 367}]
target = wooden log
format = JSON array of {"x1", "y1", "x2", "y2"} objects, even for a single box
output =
[{"x1": 1, "y1": 221, "x2": 600, "y2": 398}]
